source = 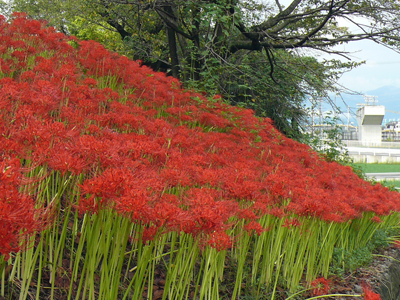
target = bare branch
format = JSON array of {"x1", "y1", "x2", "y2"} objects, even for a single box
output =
[{"x1": 275, "y1": 0, "x2": 283, "y2": 13}]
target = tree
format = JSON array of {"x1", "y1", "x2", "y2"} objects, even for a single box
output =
[
  {"x1": 53, "y1": 0, "x2": 398, "y2": 76},
  {"x1": 10, "y1": 0, "x2": 390, "y2": 136},
  {"x1": 216, "y1": 51, "x2": 357, "y2": 138}
]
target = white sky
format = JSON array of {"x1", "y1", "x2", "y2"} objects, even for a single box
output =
[
  {"x1": 270, "y1": 0, "x2": 400, "y2": 92},
  {"x1": 326, "y1": 13, "x2": 400, "y2": 93},
  {"x1": 334, "y1": 39, "x2": 400, "y2": 92}
]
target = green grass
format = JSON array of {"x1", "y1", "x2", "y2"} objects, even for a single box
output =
[
  {"x1": 353, "y1": 163, "x2": 400, "y2": 173},
  {"x1": 382, "y1": 180, "x2": 400, "y2": 189},
  {"x1": 352, "y1": 163, "x2": 400, "y2": 189}
]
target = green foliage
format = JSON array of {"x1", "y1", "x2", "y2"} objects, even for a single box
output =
[
  {"x1": 185, "y1": 50, "x2": 358, "y2": 138},
  {"x1": 331, "y1": 246, "x2": 373, "y2": 275},
  {"x1": 330, "y1": 228, "x2": 391, "y2": 277},
  {"x1": 68, "y1": 17, "x2": 125, "y2": 52},
  {"x1": 0, "y1": 0, "x2": 11, "y2": 16},
  {"x1": 9, "y1": 0, "x2": 363, "y2": 138},
  {"x1": 371, "y1": 229, "x2": 390, "y2": 249},
  {"x1": 382, "y1": 180, "x2": 400, "y2": 190},
  {"x1": 11, "y1": 0, "x2": 77, "y2": 31},
  {"x1": 301, "y1": 114, "x2": 354, "y2": 165}
]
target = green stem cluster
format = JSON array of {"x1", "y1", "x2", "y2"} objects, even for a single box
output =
[{"x1": 1, "y1": 166, "x2": 397, "y2": 300}]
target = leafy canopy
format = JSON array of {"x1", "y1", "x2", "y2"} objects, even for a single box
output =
[{"x1": 9, "y1": 0, "x2": 393, "y2": 136}]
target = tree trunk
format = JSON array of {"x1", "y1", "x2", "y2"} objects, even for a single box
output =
[
  {"x1": 191, "y1": 6, "x2": 201, "y2": 82},
  {"x1": 164, "y1": 5, "x2": 180, "y2": 79}
]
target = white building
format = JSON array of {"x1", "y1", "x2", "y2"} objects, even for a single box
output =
[{"x1": 356, "y1": 105, "x2": 385, "y2": 145}]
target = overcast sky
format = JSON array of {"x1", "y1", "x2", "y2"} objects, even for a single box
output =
[
  {"x1": 312, "y1": 9, "x2": 400, "y2": 93},
  {"x1": 269, "y1": 0, "x2": 400, "y2": 93},
  {"x1": 267, "y1": 0, "x2": 400, "y2": 124},
  {"x1": 334, "y1": 40, "x2": 400, "y2": 93}
]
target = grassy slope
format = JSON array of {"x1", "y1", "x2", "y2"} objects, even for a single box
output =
[
  {"x1": 354, "y1": 163, "x2": 400, "y2": 188},
  {"x1": 354, "y1": 163, "x2": 400, "y2": 173},
  {"x1": 0, "y1": 14, "x2": 397, "y2": 300}
]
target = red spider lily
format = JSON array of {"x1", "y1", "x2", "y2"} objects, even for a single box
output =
[
  {"x1": 141, "y1": 224, "x2": 159, "y2": 243},
  {"x1": 282, "y1": 217, "x2": 301, "y2": 229},
  {"x1": 204, "y1": 230, "x2": 232, "y2": 251},
  {"x1": 244, "y1": 221, "x2": 267, "y2": 236},
  {"x1": 182, "y1": 188, "x2": 239, "y2": 235},
  {"x1": 370, "y1": 216, "x2": 382, "y2": 223},
  {"x1": 1, "y1": 13, "x2": 400, "y2": 259},
  {"x1": 362, "y1": 283, "x2": 382, "y2": 300},
  {"x1": 311, "y1": 277, "x2": 330, "y2": 296},
  {"x1": 0, "y1": 157, "x2": 46, "y2": 260}
]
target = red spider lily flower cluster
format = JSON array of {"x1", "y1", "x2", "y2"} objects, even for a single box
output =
[
  {"x1": 0, "y1": 156, "x2": 44, "y2": 260},
  {"x1": 311, "y1": 277, "x2": 330, "y2": 296},
  {"x1": 1, "y1": 12, "x2": 400, "y2": 255},
  {"x1": 362, "y1": 283, "x2": 382, "y2": 300}
]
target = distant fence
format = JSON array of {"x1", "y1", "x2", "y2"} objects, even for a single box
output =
[
  {"x1": 346, "y1": 151, "x2": 400, "y2": 163},
  {"x1": 382, "y1": 131, "x2": 400, "y2": 142},
  {"x1": 342, "y1": 140, "x2": 400, "y2": 163},
  {"x1": 342, "y1": 140, "x2": 400, "y2": 149}
]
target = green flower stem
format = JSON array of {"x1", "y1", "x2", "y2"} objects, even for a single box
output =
[
  {"x1": 35, "y1": 234, "x2": 44, "y2": 300},
  {"x1": 50, "y1": 205, "x2": 71, "y2": 299},
  {"x1": 232, "y1": 220, "x2": 252, "y2": 298},
  {"x1": 303, "y1": 294, "x2": 362, "y2": 300},
  {"x1": 19, "y1": 235, "x2": 41, "y2": 300},
  {"x1": 284, "y1": 286, "x2": 319, "y2": 300},
  {"x1": 0, "y1": 259, "x2": 5, "y2": 297},
  {"x1": 9, "y1": 253, "x2": 20, "y2": 283},
  {"x1": 199, "y1": 247, "x2": 223, "y2": 300},
  {"x1": 373, "y1": 254, "x2": 400, "y2": 263},
  {"x1": 163, "y1": 233, "x2": 198, "y2": 300},
  {"x1": 122, "y1": 224, "x2": 155, "y2": 299},
  {"x1": 69, "y1": 214, "x2": 89, "y2": 300}
]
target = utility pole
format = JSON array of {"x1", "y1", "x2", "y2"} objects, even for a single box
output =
[
  {"x1": 319, "y1": 98, "x2": 323, "y2": 141},
  {"x1": 333, "y1": 95, "x2": 337, "y2": 119},
  {"x1": 311, "y1": 98, "x2": 315, "y2": 137}
]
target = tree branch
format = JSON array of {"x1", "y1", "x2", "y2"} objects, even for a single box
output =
[
  {"x1": 265, "y1": 47, "x2": 278, "y2": 84},
  {"x1": 154, "y1": 6, "x2": 193, "y2": 40},
  {"x1": 275, "y1": 0, "x2": 283, "y2": 13}
]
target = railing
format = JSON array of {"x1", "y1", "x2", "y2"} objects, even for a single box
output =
[{"x1": 342, "y1": 140, "x2": 400, "y2": 149}]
